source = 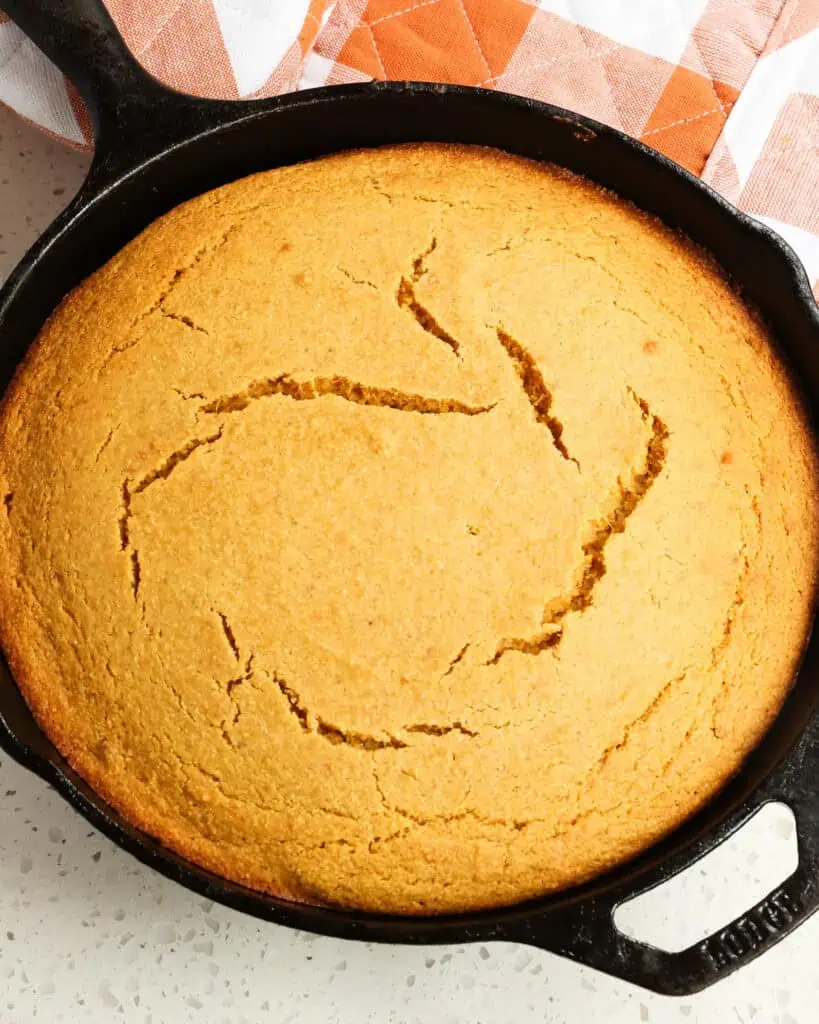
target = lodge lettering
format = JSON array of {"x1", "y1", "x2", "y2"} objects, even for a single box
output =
[{"x1": 701, "y1": 888, "x2": 801, "y2": 970}]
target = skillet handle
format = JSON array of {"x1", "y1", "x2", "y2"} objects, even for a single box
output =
[
  {"x1": 0, "y1": 0, "x2": 163, "y2": 128},
  {"x1": 509, "y1": 720, "x2": 819, "y2": 996},
  {"x1": 0, "y1": 0, "x2": 212, "y2": 173}
]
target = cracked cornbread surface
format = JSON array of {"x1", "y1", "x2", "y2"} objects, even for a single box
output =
[{"x1": 1, "y1": 143, "x2": 817, "y2": 913}]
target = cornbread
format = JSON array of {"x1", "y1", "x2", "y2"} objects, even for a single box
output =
[{"x1": 0, "y1": 144, "x2": 817, "y2": 914}]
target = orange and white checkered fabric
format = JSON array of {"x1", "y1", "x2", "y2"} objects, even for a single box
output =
[{"x1": 1, "y1": 0, "x2": 817, "y2": 290}]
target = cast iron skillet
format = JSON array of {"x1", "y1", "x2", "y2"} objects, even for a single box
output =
[{"x1": 1, "y1": 0, "x2": 819, "y2": 997}]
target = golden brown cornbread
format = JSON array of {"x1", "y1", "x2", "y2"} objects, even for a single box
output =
[{"x1": 0, "y1": 144, "x2": 817, "y2": 914}]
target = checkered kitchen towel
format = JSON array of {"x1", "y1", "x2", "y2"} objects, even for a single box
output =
[{"x1": 1, "y1": 1, "x2": 817, "y2": 292}]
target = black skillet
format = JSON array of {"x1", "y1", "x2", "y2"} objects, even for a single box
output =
[{"x1": 1, "y1": 0, "x2": 819, "y2": 998}]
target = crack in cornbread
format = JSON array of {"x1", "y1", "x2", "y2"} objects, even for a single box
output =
[
  {"x1": 0, "y1": 144, "x2": 817, "y2": 914},
  {"x1": 494, "y1": 326, "x2": 577, "y2": 465},
  {"x1": 488, "y1": 384, "x2": 668, "y2": 664}
]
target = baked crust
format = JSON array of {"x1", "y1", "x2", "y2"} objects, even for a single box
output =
[{"x1": 0, "y1": 143, "x2": 817, "y2": 913}]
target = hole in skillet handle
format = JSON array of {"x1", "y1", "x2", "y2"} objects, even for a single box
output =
[
  {"x1": 613, "y1": 802, "x2": 798, "y2": 952},
  {"x1": 505, "y1": 716, "x2": 819, "y2": 996}
]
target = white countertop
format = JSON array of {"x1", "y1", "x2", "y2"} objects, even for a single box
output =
[{"x1": 1, "y1": 104, "x2": 818, "y2": 1024}]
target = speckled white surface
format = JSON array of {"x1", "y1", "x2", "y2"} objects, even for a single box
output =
[{"x1": 1, "y1": 105, "x2": 818, "y2": 1023}]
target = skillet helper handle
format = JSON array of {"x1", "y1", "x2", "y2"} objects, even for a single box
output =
[
  {"x1": 547, "y1": 849, "x2": 816, "y2": 996},
  {"x1": 513, "y1": 725, "x2": 819, "y2": 996}
]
